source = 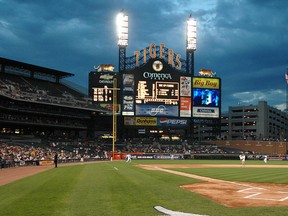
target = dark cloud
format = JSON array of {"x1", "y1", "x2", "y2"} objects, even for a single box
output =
[{"x1": 0, "y1": 0, "x2": 287, "y2": 111}]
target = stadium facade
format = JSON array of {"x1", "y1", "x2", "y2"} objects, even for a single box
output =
[{"x1": 0, "y1": 57, "x2": 102, "y2": 142}]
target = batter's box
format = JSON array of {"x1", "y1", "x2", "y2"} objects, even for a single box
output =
[
  {"x1": 181, "y1": 181, "x2": 288, "y2": 208},
  {"x1": 238, "y1": 187, "x2": 288, "y2": 201}
]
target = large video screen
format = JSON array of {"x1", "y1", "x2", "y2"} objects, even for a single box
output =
[{"x1": 193, "y1": 88, "x2": 220, "y2": 107}]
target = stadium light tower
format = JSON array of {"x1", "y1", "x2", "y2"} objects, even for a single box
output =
[
  {"x1": 186, "y1": 14, "x2": 197, "y2": 75},
  {"x1": 116, "y1": 10, "x2": 128, "y2": 72}
]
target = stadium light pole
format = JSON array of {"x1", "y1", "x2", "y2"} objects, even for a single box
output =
[
  {"x1": 186, "y1": 14, "x2": 197, "y2": 142},
  {"x1": 116, "y1": 10, "x2": 128, "y2": 72},
  {"x1": 186, "y1": 14, "x2": 197, "y2": 75},
  {"x1": 111, "y1": 11, "x2": 128, "y2": 160}
]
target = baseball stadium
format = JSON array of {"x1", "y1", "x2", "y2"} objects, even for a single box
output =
[{"x1": 1, "y1": 12, "x2": 288, "y2": 216}]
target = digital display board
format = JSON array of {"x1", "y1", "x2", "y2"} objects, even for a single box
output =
[
  {"x1": 193, "y1": 88, "x2": 220, "y2": 107},
  {"x1": 93, "y1": 87, "x2": 113, "y2": 102},
  {"x1": 136, "y1": 81, "x2": 179, "y2": 105}
]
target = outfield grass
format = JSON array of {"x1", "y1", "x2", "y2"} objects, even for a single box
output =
[{"x1": 1, "y1": 160, "x2": 288, "y2": 216}]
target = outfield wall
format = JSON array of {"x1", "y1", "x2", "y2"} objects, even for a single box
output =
[{"x1": 206, "y1": 140, "x2": 287, "y2": 156}]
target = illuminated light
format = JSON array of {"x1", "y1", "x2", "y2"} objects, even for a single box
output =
[
  {"x1": 116, "y1": 11, "x2": 128, "y2": 47},
  {"x1": 186, "y1": 15, "x2": 197, "y2": 50}
]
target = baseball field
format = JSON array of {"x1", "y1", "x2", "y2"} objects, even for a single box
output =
[{"x1": 1, "y1": 159, "x2": 288, "y2": 216}]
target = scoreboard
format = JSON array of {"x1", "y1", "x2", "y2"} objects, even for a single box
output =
[
  {"x1": 122, "y1": 59, "x2": 191, "y2": 117},
  {"x1": 136, "y1": 81, "x2": 179, "y2": 104},
  {"x1": 93, "y1": 87, "x2": 113, "y2": 102},
  {"x1": 89, "y1": 72, "x2": 120, "y2": 112}
]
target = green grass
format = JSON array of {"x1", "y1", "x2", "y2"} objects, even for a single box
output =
[{"x1": 1, "y1": 160, "x2": 288, "y2": 216}]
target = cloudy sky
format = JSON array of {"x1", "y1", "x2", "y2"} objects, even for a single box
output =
[{"x1": 0, "y1": 0, "x2": 288, "y2": 112}]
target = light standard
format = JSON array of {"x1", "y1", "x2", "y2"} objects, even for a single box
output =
[
  {"x1": 186, "y1": 14, "x2": 197, "y2": 75},
  {"x1": 186, "y1": 14, "x2": 197, "y2": 141},
  {"x1": 116, "y1": 10, "x2": 128, "y2": 72},
  {"x1": 111, "y1": 11, "x2": 128, "y2": 159}
]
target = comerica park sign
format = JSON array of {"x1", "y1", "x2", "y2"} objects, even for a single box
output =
[{"x1": 134, "y1": 42, "x2": 182, "y2": 70}]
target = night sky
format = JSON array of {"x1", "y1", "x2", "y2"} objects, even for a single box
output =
[{"x1": 1, "y1": 0, "x2": 287, "y2": 112}]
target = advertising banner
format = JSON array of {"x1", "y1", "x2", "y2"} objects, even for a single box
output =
[
  {"x1": 135, "y1": 117, "x2": 157, "y2": 126},
  {"x1": 180, "y1": 76, "x2": 191, "y2": 96},
  {"x1": 193, "y1": 77, "x2": 220, "y2": 89},
  {"x1": 180, "y1": 97, "x2": 191, "y2": 117},
  {"x1": 157, "y1": 117, "x2": 189, "y2": 127},
  {"x1": 124, "y1": 117, "x2": 157, "y2": 126},
  {"x1": 136, "y1": 104, "x2": 178, "y2": 117},
  {"x1": 123, "y1": 74, "x2": 134, "y2": 92},
  {"x1": 193, "y1": 107, "x2": 219, "y2": 118},
  {"x1": 122, "y1": 74, "x2": 135, "y2": 116},
  {"x1": 131, "y1": 154, "x2": 184, "y2": 160},
  {"x1": 99, "y1": 104, "x2": 121, "y2": 114},
  {"x1": 124, "y1": 117, "x2": 136, "y2": 125}
]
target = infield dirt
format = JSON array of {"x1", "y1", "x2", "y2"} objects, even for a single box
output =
[{"x1": 136, "y1": 164, "x2": 288, "y2": 208}]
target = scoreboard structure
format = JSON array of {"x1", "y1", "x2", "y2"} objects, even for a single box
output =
[
  {"x1": 89, "y1": 42, "x2": 221, "y2": 140},
  {"x1": 89, "y1": 71, "x2": 121, "y2": 113}
]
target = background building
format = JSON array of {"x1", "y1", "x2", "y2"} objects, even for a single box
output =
[{"x1": 220, "y1": 101, "x2": 287, "y2": 141}]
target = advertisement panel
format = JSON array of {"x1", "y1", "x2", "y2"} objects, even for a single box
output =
[
  {"x1": 91, "y1": 73, "x2": 115, "y2": 87},
  {"x1": 180, "y1": 76, "x2": 191, "y2": 96},
  {"x1": 122, "y1": 95, "x2": 134, "y2": 116},
  {"x1": 124, "y1": 117, "x2": 158, "y2": 126},
  {"x1": 180, "y1": 97, "x2": 191, "y2": 117},
  {"x1": 131, "y1": 154, "x2": 183, "y2": 160},
  {"x1": 193, "y1": 77, "x2": 220, "y2": 89},
  {"x1": 136, "y1": 104, "x2": 178, "y2": 117},
  {"x1": 124, "y1": 117, "x2": 136, "y2": 126},
  {"x1": 135, "y1": 117, "x2": 157, "y2": 126},
  {"x1": 123, "y1": 74, "x2": 134, "y2": 93},
  {"x1": 122, "y1": 74, "x2": 135, "y2": 115},
  {"x1": 193, "y1": 107, "x2": 219, "y2": 118},
  {"x1": 157, "y1": 117, "x2": 189, "y2": 127},
  {"x1": 99, "y1": 104, "x2": 121, "y2": 114}
]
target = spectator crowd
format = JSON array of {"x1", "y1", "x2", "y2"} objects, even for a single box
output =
[{"x1": 1, "y1": 136, "x2": 229, "y2": 169}]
